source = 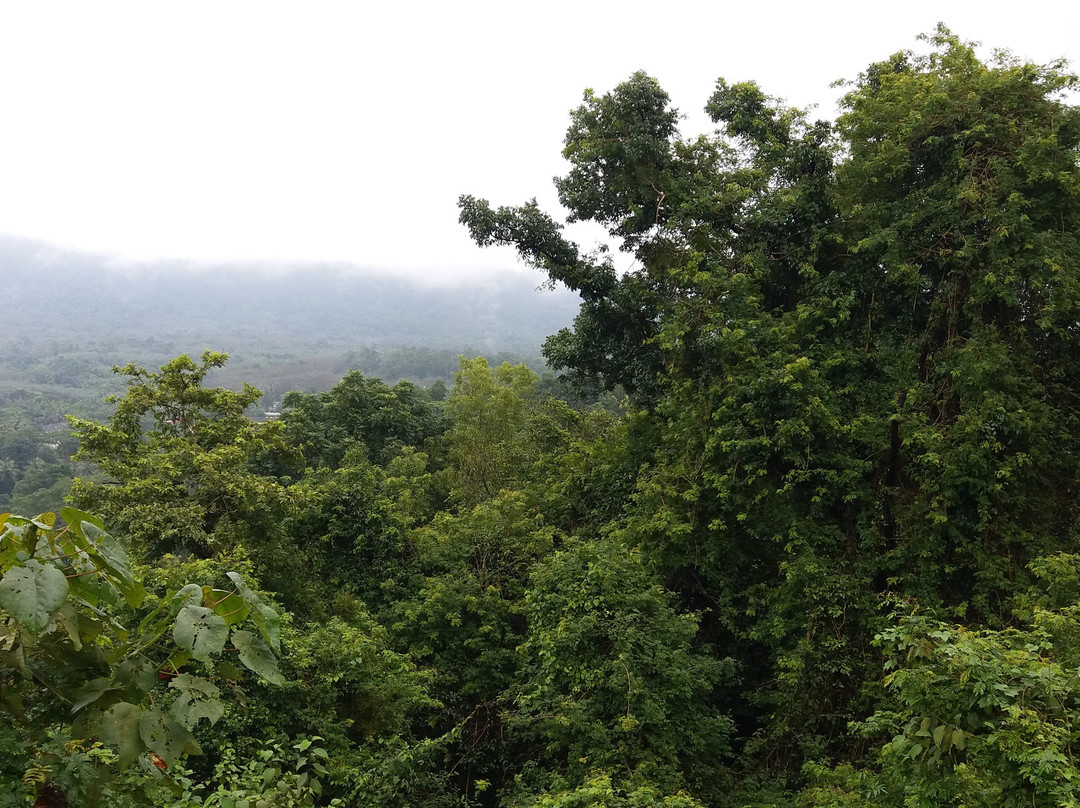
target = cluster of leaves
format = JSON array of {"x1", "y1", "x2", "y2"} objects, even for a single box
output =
[
  {"x1": 68, "y1": 352, "x2": 299, "y2": 567},
  {"x1": 0, "y1": 508, "x2": 284, "y2": 805},
  {"x1": 160, "y1": 737, "x2": 342, "y2": 808}
]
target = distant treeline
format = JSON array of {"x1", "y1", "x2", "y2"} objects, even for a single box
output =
[{"x1": 1, "y1": 232, "x2": 580, "y2": 408}]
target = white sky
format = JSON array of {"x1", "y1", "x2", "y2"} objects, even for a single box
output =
[{"x1": 0, "y1": 1, "x2": 1077, "y2": 281}]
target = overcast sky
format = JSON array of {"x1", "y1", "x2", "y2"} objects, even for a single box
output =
[{"x1": 0, "y1": 1, "x2": 1077, "y2": 281}]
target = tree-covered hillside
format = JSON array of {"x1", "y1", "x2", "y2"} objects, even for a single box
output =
[
  {"x1": 4, "y1": 27, "x2": 1080, "y2": 808},
  {"x1": 0, "y1": 236, "x2": 580, "y2": 354}
]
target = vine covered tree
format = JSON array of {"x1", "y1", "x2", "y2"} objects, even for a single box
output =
[{"x1": 461, "y1": 26, "x2": 1080, "y2": 784}]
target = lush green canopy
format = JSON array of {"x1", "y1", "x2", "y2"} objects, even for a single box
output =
[{"x1": 4, "y1": 26, "x2": 1080, "y2": 808}]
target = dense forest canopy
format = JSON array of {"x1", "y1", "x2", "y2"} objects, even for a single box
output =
[{"x1": 4, "y1": 27, "x2": 1080, "y2": 808}]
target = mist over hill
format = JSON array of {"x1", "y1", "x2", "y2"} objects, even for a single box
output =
[
  {"x1": 0, "y1": 234, "x2": 579, "y2": 353},
  {"x1": 0, "y1": 234, "x2": 583, "y2": 411}
]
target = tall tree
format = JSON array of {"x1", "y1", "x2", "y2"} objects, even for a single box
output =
[
  {"x1": 69, "y1": 352, "x2": 301, "y2": 597},
  {"x1": 280, "y1": 370, "x2": 445, "y2": 471},
  {"x1": 460, "y1": 27, "x2": 1080, "y2": 775}
]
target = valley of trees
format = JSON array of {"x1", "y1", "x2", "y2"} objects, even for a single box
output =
[
  {"x1": 5, "y1": 27, "x2": 1080, "y2": 807},
  {"x1": 0, "y1": 257, "x2": 575, "y2": 522}
]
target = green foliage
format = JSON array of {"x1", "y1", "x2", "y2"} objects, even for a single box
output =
[
  {"x1": 402, "y1": 491, "x2": 554, "y2": 692},
  {"x1": 285, "y1": 446, "x2": 434, "y2": 610},
  {"x1": 445, "y1": 357, "x2": 543, "y2": 504},
  {"x1": 460, "y1": 27, "x2": 1080, "y2": 783},
  {"x1": 0, "y1": 509, "x2": 283, "y2": 805},
  {"x1": 281, "y1": 370, "x2": 445, "y2": 470},
  {"x1": 831, "y1": 27, "x2": 1080, "y2": 616},
  {"x1": 878, "y1": 617, "x2": 1080, "y2": 806},
  {"x1": 391, "y1": 491, "x2": 556, "y2": 800},
  {"x1": 278, "y1": 616, "x2": 431, "y2": 743},
  {"x1": 444, "y1": 356, "x2": 616, "y2": 516},
  {"x1": 556, "y1": 72, "x2": 681, "y2": 247},
  {"x1": 525, "y1": 771, "x2": 706, "y2": 808},
  {"x1": 161, "y1": 736, "x2": 342, "y2": 808},
  {"x1": 7, "y1": 26, "x2": 1080, "y2": 808},
  {"x1": 69, "y1": 351, "x2": 304, "y2": 603},
  {"x1": 801, "y1": 611, "x2": 1080, "y2": 808},
  {"x1": 796, "y1": 550, "x2": 1080, "y2": 808},
  {"x1": 514, "y1": 537, "x2": 734, "y2": 801}
]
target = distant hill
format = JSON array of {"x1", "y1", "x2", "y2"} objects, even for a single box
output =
[
  {"x1": 0, "y1": 235, "x2": 583, "y2": 408},
  {"x1": 0, "y1": 235, "x2": 579, "y2": 353}
]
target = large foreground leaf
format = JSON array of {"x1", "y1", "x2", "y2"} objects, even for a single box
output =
[
  {"x1": 226, "y1": 571, "x2": 281, "y2": 651},
  {"x1": 232, "y1": 629, "x2": 284, "y2": 685},
  {"x1": 169, "y1": 674, "x2": 224, "y2": 728},
  {"x1": 172, "y1": 605, "x2": 228, "y2": 661},
  {"x1": 139, "y1": 707, "x2": 201, "y2": 766},
  {"x1": 101, "y1": 702, "x2": 144, "y2": 767},
  {"x1": 0, "y1": 560, "x2": 69, "y2": 633}
]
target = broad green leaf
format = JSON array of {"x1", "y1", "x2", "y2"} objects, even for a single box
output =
[
  {"x1": 60, "y1": 507, "x2": 105, "y2": 534},
  {"x1": 232, "y1": 629, "x2": 284, "y2": 685},
  {"x1": 74, "y1": 612, "x2": 107, "y2": 646},
  {"x1": 0, "y1": 620, "x2": 16, "y2": 652},
  {"x1": 208, "y1": 589, "x2": 250, "y2": 625},
  {"x1": 30, "y1": 513, "x2": 55, "y2": 530},
  {"x1": 136, "y1": 595, "x2": 176, "y2": 639},
  {"x1": 68, "y1": 573, "x2": 115, "y2": 610},
  {"x1": 0, "y1": 560, "x2": 69, "y2": 633},
  {"x1": 249, "y1": 603, "x2": 281, "y2": 653},
  {"x1": 139, "y1": 707, "x2": 201, "y2": 766},
  {"x1": 172, "y1": 605, "x2": 228, "y2": 661},
  {"x1": 55, "y1": 603, "x2": 82, "y2": 651},
  {"x1": 227, "y1": 572, "x2": 280, "y2": 651},
  {"x1": 72, "y1": 677, "x2": 120, "y2": 713},
  {"x1": 0, "y1": 533, "x2": 17, "y2": 573},
  {"x1": 216, "y1": 660, "x2": 243, "y2": 681},
  {"x1": 11, "y1": 522, "x2": 37, "y2": 557},
  {"x1": 169, "y1": 673, "x2": 224, "y2": 728},
  {"x1": 114, "y1": 656, "x2": 157, "y2": 701},
  {"x1": 163, "y1": 649, "x2": 192, "y2": 674},
  {"x1": 92, "y1": 532, "x2": 145, "y2": 607},
  {"x1": 78, "y1": 520, "x2": 105, "y2": 546},
  {"x1": 0, "y1": 640, "x2": 27, "y2": 677},
  {"x1": 101, "y1": 702, "x2": 145, "y2": 767},
  {"x1": 174, "y1": 583, "x2": 204, "y2": 608},
  {"x1": 953, "y1": 728, "x2": 966, "y2": 750}
]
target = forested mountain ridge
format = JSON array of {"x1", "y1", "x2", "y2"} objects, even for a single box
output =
[
  {"x1": 0, "y1": 233, "x2": 578, "y2": 420},
  {"x1": 0, "y1": 234, "x2": 580, "y2": 352},
  {"x1": 4, "y1": 27, "x2": 1080, "y2": 808}
]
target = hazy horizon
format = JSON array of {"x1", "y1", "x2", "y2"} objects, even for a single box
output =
[
  {"x1": 0, "y1": 231, "x2": 550, "y2": 289},
  {"x1": 1, "y1": 2, "x2": 1077, "y2": 282}
]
